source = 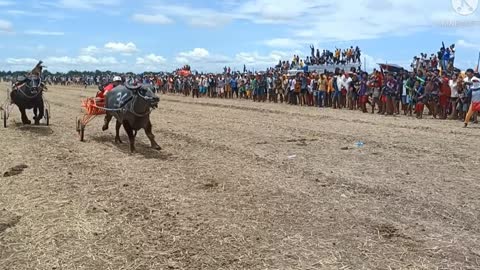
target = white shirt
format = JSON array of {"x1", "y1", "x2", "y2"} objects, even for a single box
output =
[
  {"x1": 464, "y1": 76, "x2": 480, "y2": 90},
  {"x1": 449, "y1": 80, "x2": 458, "y2": 98},
  {"x1": 336, "y1": 76, "x2": 343, "y2": 90},
  {"x1": 471, "y1": 77, "x2": 480, "y2": 88},
  {"x1": 342, "y1": 75, "x2": 352, "y2": 90},
  {"x1": 267, "y1": 77, "x2": 272, "y2": 89},
  {"x1": 464, "y1": 76, "x2": 473, "y2": 90}
]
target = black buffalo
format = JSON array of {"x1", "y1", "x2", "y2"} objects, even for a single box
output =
[
  {"x1": 102, "y1": 84, "x2": 161, "y2": 153},
  {"x1": 10, "y1": 74, "x2": 46, "y2": 125}
]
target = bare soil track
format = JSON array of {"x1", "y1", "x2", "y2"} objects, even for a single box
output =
[{"x1": 0, "y1": 84, "x2": 479, "y2": 270}]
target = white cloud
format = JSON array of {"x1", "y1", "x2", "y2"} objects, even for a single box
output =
[
  {"x1": 80, "y1": 45, "x2": 100, "y2": 55},
  {"x1": 362, "y1": 53, "x2": 387, "y2": 71},
  {"x1": 6, "y1": 9, "x2": 67, "y2": 20},
  {"x1": 236, "y1": 0, "x2": 325, "y2": 24},
  {"x1": 76, "y1": 55, "x2": 100, "y2": 64},
  {"x1": 3, "y1": 55, "x2": 119, "y2": 72},
  {"x1": 174, "y1": 48, "x2": 232, "y2": 71},
  {"x1": 17, "y1": 44, "x2": 48, "y2": 53},
  {"x1": 81, "y1": 42, "x2": 139, "y2": 56},
  {"x1": 0, "y1": 0, "x2": 14, "y2": 6},
  {"x1": 104, "y1": 42, "x2": 139, "y2": 55},
  {"x1": 136, "y1": 54, "x2": 167, "y2": 65},
  {"x1": 263, "y1": 38, "x2": 302, "y2": 49},
  {"x1": 46, "y1": 55, "x2": 118, "y2": 65},
  {"x1": 24, "y1": 30, "x2": 65, "y2": 36},
  {"x1": 0, "y1": 19, "x2": 12, "y2": 32},
  {"x1": 174, "y1": 49, "x2": 297, "y2": 72},
  {"x1": 141, "y1": 0, "x2": 480, "y2": 42},
  {"x1": 57, "y1": 0, "x2": 121, "y2": 10},
  {"x1": 100, "y1": 57, "x2": 118, "y2": 65},
  {"x1": 457, "y1": 39, "x2": 480, "y2": 49},
  {"x1": 132, "y1": 14, "x2": 173, "y2": 24},
  {"x1": 149, "y1": 3, "x2": 233, "y2": 27},
  {"x1": 6, "y1": 58, "x2": 38, "y2": 65},
  {"x1": 136, "y1": 54, "x2": 168, "y2": 71},
  {"x1": 178, "y1": 48, "x2": 210, "y2": 59},
  {"x1": 235, "y1": 50, "x2": 288, "y2": 65},
  {"x1": 6, "y1": 10, "x2": 28, "y2": 15}
]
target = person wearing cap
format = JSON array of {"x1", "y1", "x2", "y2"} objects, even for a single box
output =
[
  {"x1": 97, "y1": 75, "x2": 122, "y2": 100},
  {"x1": 464, "y1": 71, "x2": 480, "y2": 127}
]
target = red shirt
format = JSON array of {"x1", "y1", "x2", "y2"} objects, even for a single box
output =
[
  {"x1": 378, "y1": 74, "x2": 384, "y2": 87},
  {"x1": 97, "y1": 83, "x2": 114, "y2": 99},
  {"x1": 103, "y1": 83, "x2": 115, "y2": 92},
  {"x1": 440, "y1": 77, "x2": 451, "y2": 97}
]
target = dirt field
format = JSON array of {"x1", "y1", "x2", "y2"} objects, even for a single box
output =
[{"x1": 0, "y1": 83, "x2": 479, "y2": 270}]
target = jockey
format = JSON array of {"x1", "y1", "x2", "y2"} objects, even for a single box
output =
[{"x1": 97, "y1": 76, "x2": 122, "y2": 99}]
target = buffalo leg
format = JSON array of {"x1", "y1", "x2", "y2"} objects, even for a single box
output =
[
  {"x1": 33, "y1": 107, "x2": 38, "y2": 120},
  {"x1": 145, "y1": 120, "x2": 161, "y2": 150},
  {"x1": 123, "y1": 121, "x2": 136, "y2": 153},
  {"x1": 114, "y1": 120, "x2": 123, "y2": 144},
  {"x1": 34, "y1": 102, "x2": 44, "y2": 125},
  {"x1": 102, "y1": 114, "x2": 113, "y2": 131},
  {"x1": 19, "y1": 107, "x2": 31, "y2": 125}
]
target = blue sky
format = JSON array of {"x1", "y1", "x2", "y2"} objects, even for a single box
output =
[{"x1": 1, "y1": 0, "x2": 480, "y2": 73}]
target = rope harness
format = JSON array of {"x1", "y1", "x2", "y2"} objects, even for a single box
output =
[
  {"x1": 12, "y1": 77, "x2": 45, "y2": 100},
  {"x1": 93, "y1": 89, "x2": 157, "y2": 117}
]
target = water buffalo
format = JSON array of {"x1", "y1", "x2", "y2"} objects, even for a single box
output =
[
  {"x1": 10, "y1": 70, "x2": 47, "y2": 125},
  {"x1": 102, "y1": 84, "x2": 161, "y2": 153}
]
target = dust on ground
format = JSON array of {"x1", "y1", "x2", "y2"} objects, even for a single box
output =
[{"x1": 1, "y1": 84, "x2": 479, "y2": 269}]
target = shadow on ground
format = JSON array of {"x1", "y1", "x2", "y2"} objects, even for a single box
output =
[
  {"x1": 91, "y1": 134, "x2": 175, "y2": 160},
  {"x1": 12, "y1": 122, "x2": 53, "y2": 136}
]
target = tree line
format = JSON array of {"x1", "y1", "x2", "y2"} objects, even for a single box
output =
[{"x1": 0, "y1": 70, "x2": 162, "y2": 77}]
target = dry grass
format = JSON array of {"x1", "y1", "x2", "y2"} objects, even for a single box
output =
[{"x1": 0, "y1": 83, "x2": 479, "y2": 269}]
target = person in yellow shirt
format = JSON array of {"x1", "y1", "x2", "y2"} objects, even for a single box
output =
[
  {"x1": 327, "y1": 75, "x2": 334, "y2": 107},
  {"x1": 318, "y1": 74, "x2": 327, "y2": 107}
]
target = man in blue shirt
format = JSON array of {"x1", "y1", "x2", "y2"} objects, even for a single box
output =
[
  {"x1": 442, "y1": 48, "x2": 450, "y2": 72},
  {"x1": 300, "y1": 73, "x2": 308, "y2": 106},
  {"x1": 230, "y1": 76, "x2": 238, "y2": 98}
]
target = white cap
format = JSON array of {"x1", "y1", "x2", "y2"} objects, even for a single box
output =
[{"x1": 113, "y1": 76, "x2": 122, "y2": 82}]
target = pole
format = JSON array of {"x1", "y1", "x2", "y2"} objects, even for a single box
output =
[
  {"x1": 364, "y1": 57, "x2": 366, "y2": 71},
  {"x1": 476, "y1": 51, "x2": 480, "y2": 72}
]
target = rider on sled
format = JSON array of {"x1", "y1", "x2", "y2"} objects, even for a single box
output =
[{"x1": 96, "y1": 76, "x2": 123, "y2": 100}]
